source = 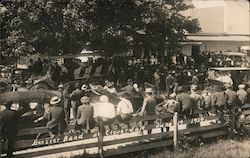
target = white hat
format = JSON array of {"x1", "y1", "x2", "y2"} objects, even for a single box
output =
[
  {"x1": 30, "y1": 102, "x2": 38, "y2": 109},
  {"x1": 238, "y1": 84, "x2": 245, "y2": 89},
  {"x1": 50, "y1": 96, "x2": 61, "y2": 105},
  {"x1": 100, "y1": 95, "x2": 109, "y2": 102},
  {"x1": 145, "y1": 88, "x2": 154, "y2": 93},
  {"x1": 81, "y1": 84, "x2": 88, "y2": 90},
  {"x1": 58, "y1": 84, "x2": 64, "y2": 88}
]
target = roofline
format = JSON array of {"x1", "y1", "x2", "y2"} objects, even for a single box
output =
[{"x1": 186, "y1": 33, "x2": 250, "y2": 37}]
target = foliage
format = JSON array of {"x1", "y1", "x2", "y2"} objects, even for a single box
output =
[
  {"x1": 176, "y1": 132, "x2": 204, "y2": 151},
  {"x1": 1, "y1": 0, "x2": 200, "y2": 57},
  {"x1": 222, "y1": 109, "x2": 249, "y2": 140}
]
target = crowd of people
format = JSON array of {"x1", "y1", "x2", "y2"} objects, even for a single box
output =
[{"x1": 0, "y1": 50, "x2": 249, "y2": 157}]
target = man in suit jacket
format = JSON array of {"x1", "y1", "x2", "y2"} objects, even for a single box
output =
[
  {"x1": 176, "y1": 86, "x2": 192, "y2": 118},
  {"x1": 76, "y1": 96, "x2": 94, "y2": 132},
  {"x1": 0, "y1": 102, "x2": 19, "y2": 158},
  {"x1": 35, "y1": 96, "x2": 66, "y2": 137}
]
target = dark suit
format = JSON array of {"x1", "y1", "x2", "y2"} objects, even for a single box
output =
[
  {"x1": 70, "y1": 89, "x2": 83, "y2": 119},
  {"x1": 76, "y1": 104, "x2": 94, "y2": 131},
  {"x1": 0, "y1": 108, "x2": 19, "y2": 158},
  {"x1": 63, "y1": 88, "x2": 71, "y2": 122},
  {"x1": 45, "y1": 106, "x2": 66, "y2": 135}
]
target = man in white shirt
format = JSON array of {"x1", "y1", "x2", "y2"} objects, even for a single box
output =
[
  {"x1": 98, "y1": 95, "x2": 116, "y2": 122},
  {"x1": 116, "y1": 92, "x2": 134, "y2": 121}
]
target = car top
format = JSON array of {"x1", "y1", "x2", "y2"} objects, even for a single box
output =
[{"x1": 209, "y1": 67, "x2": 250, "y2": 71}]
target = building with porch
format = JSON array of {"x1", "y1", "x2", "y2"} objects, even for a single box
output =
[{"x1": 181, "y1": 0, "x2": 250, "y2": 56}]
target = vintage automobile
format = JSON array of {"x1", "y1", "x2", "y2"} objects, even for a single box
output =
[
  {"x1": 207, "y1": 67, "x2": 250, "y2": 89},
  {"x1": 0, "y1": 90, "x2": 61, "y2": 127},
  {"x1": 31, "y1": 53, "x2": 111, "y2": 90}
]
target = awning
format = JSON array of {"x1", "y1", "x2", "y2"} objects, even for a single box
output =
[{"x1": 186, "y1": 35, "x2": 250, "y2": 42}]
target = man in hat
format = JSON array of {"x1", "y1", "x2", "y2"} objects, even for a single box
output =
[
  {"x1": 75, "y1": 96, "x2": 94, "y2": 132},
  {"x1": 140, "y1": 88, "x2": 157, "y2": 134},
  {"x1": 121, "y1": 79, "x2": 137, "y2": 96},
  {"x1": 104, "y1": 80, "x2": 117, "y2": 94},
  {"x1": 70, "y1": 83, "x2": 84, "y2": 119},
  {"x1": 165, "y1": 71, "x2": 176, "y2": 95},
  {"x1": 35, "y1": 96, "x2": 66, "y2": 137},
  {"x1": 116, "y1": 92, "x2": 134, "y2": 121},
  {"x1": 140, "y1": 88, "x2": 157, "y2": 116},
  {"x1": 237, "y1": 84, "x2": 247, "y2": 105},
  {"x1": 63, "y1": 84, "x2": 71, "y2": 123},
  {"x1": 176, "y1": 86, "x2": 192, "y2": 117},
  {"x1": 0, "y1": 101, "x2": 19, "y2": 158},
  {"x1": 57, "y1": 84, "x2": 64, "y2": 108}
]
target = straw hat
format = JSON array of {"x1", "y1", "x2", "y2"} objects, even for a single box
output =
[
  {"x1": 50, "y1": 96, "x2": 61, "y2": 105},
  {"x1": 81, "y1": 96, "x2": 90, "y2": 103},
  {"x1": 238, "y1": 84, "x2": 245, "y2": 89},
  {"x1": 58, "y1": 84, "x2": 64, "y2": 89}
]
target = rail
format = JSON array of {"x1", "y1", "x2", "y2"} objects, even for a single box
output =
[{"x1": 1, "y1": 104, "x2": 250, "y2": 158}]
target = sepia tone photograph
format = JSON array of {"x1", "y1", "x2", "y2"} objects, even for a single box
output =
[{"x1": 0, "y1": 0, "x2": 250, "y2": 157}]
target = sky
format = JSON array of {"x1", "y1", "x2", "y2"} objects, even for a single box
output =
[{"x1": 192, "y1": 0, "x2": 224, "y2": 8}]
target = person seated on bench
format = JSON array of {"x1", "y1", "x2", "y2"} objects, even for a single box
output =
[
  {"x1": 97, "y1": 95, "x2": 116, "y2": 123},
  {"x1": 116, "y1": 91, "x2": 134, "y2": 122},
  {"x1": 75, "y1": 96, "x2": 94, "y2": 133},
  {"x1": 34, "y1": 96, "x2": 67, "y2": 138}
]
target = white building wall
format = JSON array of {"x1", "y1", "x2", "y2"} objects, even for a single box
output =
[{"x1": 200, "y1": 41, "x2": 249, "y2": 52}]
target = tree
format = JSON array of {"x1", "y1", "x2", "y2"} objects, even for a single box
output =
[{"x1": 0, "y1": 0, "x2": 200, "y2": 58}]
